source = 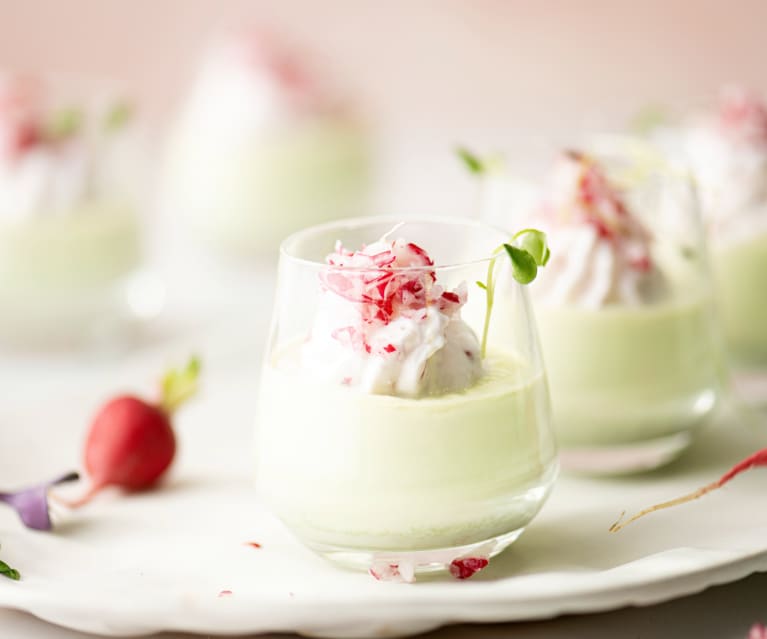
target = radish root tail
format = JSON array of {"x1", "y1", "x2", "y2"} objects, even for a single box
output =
[
  {"x1": 609, "y1": 480, "x2": 721, "y2": 532},
  {"x1": 609, "y1": 448, "x2": 767, "y2": 532},
  {"x1": 50, "y1": 483, "x2": 104, "y2": 509}
]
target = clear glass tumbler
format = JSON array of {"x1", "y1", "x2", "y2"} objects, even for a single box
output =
[
  {"x1": 0, "y1": 73, "x2": 151, "y2": 350},
  {"x1": 679, "y1": 88, "x2": 767, "y2": 406},
  {"x1": 622, "y1": 87, "x2": 767, "y2": 407},
  {"x1": 256, "y1": 217, "x2": 557, "y2": 577},
  {"x1": 482, "y1": 137, "x2": 724, "y2": 474}
]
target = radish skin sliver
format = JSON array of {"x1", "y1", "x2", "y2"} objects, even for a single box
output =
[
  {"x1": 0, "y1": 472, "x2": 79, "y2": 530},
  {"x1": 610, "y1": 448, "x2": 767, "y2": 532}
]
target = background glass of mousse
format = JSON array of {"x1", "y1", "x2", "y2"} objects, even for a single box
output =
[
  {"x1": 677, "y1": 89, "x2": 767, "y2": 405},
  {"x1": 0, "y1": 73, "x2": 153, "y2": 351},
  {"x1": 709, "y1": 200, "x2": 767, "y2": 396},
  {"x1": 256, "y1": 217, "x2": 557, "y2": 575},
  {"x1": 627, "y1": 90, "x2": 767, "y2": 406},
  {"x1": 482, "y1": 137, "x2": 724, "y2": 474},
  {"x1": 160, "y1": 29, "x2": 371, "y2": 261}
]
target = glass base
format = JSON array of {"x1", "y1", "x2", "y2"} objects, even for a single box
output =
[
  {"x1": 305, "y1": 527, "x2": 526, "y2": 580},
  {"x1": 560, "y1": 431, "x2": 693, "y2": 476}
]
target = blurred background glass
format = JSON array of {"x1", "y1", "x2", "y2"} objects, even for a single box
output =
[
  {"x1": 479, "y1": 139, "x2": 723, "y2": 473},
  {"x1": 0, "y1": 71, "x2": 157, "y2": 351},
  {"x1": 1, "y1": 0, "x2": 766, "y2": 367},
  {"x1": 3, "y1": 0, "x2": 766, "y2": 216},
  {"x1": 159, "y1": 26, "x2": 371, "y2": 261}
]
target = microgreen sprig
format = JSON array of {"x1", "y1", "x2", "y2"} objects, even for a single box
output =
[
  {"x1": 629, "y1": 104, "x2": 671, "y2": 137},
  {"x1": 477, "y1": 229, "x2": 550, "y2": 358},
  {"x1": 0, "y1": 558, "x2": 20, "y2": 581},
  {"x1": 506, "y1": 227, "x2": 551, "y2": 283},
  {"x1": 455, "y1": 146, "x2": 506, "y2": 176},
  {"x1": 104, "y1": 100, "x2": 133, "y2": 132},
  {"x1": 44, "y1": 107, "x2": 83, "y2": 141},
  {"x1": 456, "y1": 147, "x2": 487, "y2": 175}
]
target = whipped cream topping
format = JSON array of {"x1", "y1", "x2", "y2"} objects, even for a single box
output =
[
  {"x1": 175, "y1": 28, "x2": 343, "y2": 146},
  {"x1": 531, "y1": 151, "x2": 665, "y2": 308},
  {"x1": 686, "y1": 86, "x2": 767, "y2": 238},
  {"x1": 302, "y1": 236, "x2": 482, "y2": 398},
  {"x1": 0, "y1": 73, "x2": 135, "y2": 221}
]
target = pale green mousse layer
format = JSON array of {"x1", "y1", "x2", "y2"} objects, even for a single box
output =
[
  {"x1": 537, "y1": 294, "x2": 721, "y2": 448},
  {"x1": 256, "y1": 348, "x2": 557, "y2": 552},
  {"x1": 0, "y1": 201, "x2": 140, "y2": 295},
  {"x1": 711, "y1": 230, "x2": 767, "y2": 366},
  {"x1": 0, "y1": 202, "x2": 140, "y2": 342},
  {"x1": 165, "y1": 119, "x2": 370, "y2": 257}
]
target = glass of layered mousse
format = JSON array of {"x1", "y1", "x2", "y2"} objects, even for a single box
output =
[
  {"x1": 0, "y1": 72, "x2": 147, "y2": 349},
  {"x1": 162, "y1": 27, "x2": 370, "y2": 259},
  {"x1": 681, "y1": 87, "x2": 767, "y2": 403},
  {"x1": 256, "y1": 217, "x2": 557, "y2": 580},
  {"x1": 482, "y1": 145, "x2": 722, "y2": 474}
]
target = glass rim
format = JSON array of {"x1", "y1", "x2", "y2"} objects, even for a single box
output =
[{"x1": 279, "y1": 215, "x2": 511, "y2": 272}]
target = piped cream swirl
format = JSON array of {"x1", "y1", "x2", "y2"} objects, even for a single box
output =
[
  {"x1": 531, "y1": 151, "x2": 665, "y2": 309},
  {"x1": 302, "y1": 236, "x2": 482, "y2": 398},
  {"x1": 685, "y1": 86, "x2": 767, "y2": 242}
]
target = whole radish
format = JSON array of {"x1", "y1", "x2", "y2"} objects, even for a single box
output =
[{"x1": 67, "y1": 357, "x2": 200, "y2": 507}]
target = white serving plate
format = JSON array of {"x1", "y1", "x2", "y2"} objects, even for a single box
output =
[{"x1": 0, "y1": 337, "x2": 766, "y2": 638}]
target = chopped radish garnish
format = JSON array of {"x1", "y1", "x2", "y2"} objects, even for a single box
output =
[
  {"x1": 369, "y1": 561, "x2": 415, "y2": 583},
  {"x1": 223, "y1": 27, "x2": 318, "y2": 109},
  {"x1": 321, "y1": 236, "x2": 468, "y2": 354},
  {"x1": 629, "y1": 255, "x2": 652, "y2": 272},
  {"x1": 0, "y1": 75, "x2": 42, "y2": 160},
  {"x1": 553, "y1": 151, "x2": 654, "y2": 271},
  {"x1": 449, "y1": 557, "x2": 489, "y2": 580},
  {"x1": 717, "y1": 86, "x2": 767, "y2": 146}
]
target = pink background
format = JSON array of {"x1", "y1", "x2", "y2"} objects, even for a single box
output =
[{"x1": 2, "y1": 0, "x2": 765, "y2": 212}]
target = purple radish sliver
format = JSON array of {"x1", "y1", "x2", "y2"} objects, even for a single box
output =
[{"x1": 0, "y1": 472, "x2": 79, "y2": 530}]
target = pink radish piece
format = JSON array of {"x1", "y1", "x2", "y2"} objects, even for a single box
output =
[
  {"x1": 610, "y1": 448, "x2": 767, "y2": 532},
  {"x1": 449, "y1": 557, "x2": 489, "y2": 580},
  {"x1": 65, "y1": 357, "x2": 201, "y2": 507}
]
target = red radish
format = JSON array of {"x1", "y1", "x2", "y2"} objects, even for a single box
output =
[
  {"x1": 64, "y1": 357, "x2": 201, "y2": 507},
  {"x1": 610, "y1": 448, "x2": 767, "y2": 532}
]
